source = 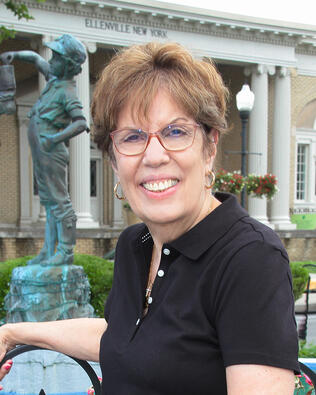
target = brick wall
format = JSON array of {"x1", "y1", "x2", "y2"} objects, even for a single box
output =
[
  {"x1": 281, "y1": 236, "x2": 316, "y2": 262},
  {"x1": 290, "y1": 72, "x2": 316, "y2": 207},
  {"x1": 0, "y1": 114, "x2": 20, "y2": 224},
  {"x1": 0, "y1": 233, "x2": 315, "y2": 263},
  {"x1": 0, "y1": 236, "x2": 118, "y2": 261}
]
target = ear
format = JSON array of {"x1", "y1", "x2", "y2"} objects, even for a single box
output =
[
  {"x1": 210, "y1": 129, "x2": 219, "y2": 145},
  {"x1": 205, "y1": 129, "x2": 219, "y2": 168},
  {"x1": 111, "y1": 159, "x2": 118, "y2": 175}
]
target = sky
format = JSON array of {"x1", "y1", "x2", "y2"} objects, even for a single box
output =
[{"x1": 158, "y1": 0, "x2": 316, "y2": 27}]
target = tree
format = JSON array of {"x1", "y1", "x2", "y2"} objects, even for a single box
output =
[{"x1": 1, "y1": 0, "x2": 46, "y2": 43}]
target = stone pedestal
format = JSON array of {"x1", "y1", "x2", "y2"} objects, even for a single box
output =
[{"x1": 5, "y1": 264, "x2": 94, "y2": 322}]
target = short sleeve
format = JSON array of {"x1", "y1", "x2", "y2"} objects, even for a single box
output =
[
  {"x1": 63, "y1": 84, "x2": 83, "y2": 115},
  {"x1": 104, "y1": 286, "x2": 114, "y2": 322},
  {"x1": 215, "y1": 240, "x2": 299, "y2": 373}
]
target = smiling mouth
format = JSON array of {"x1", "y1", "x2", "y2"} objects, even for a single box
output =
[{"x1": 142, "y1": 179, "x2": 178, "y2": 192}]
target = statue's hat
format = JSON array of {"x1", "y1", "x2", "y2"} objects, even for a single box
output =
[{"x1": 45, "y1": 34, "x2": 86, "y2": 66}]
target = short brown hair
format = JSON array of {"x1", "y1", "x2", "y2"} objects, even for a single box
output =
[{"x1": 91, "y1": 42, "x2": 229, "y2": 159}]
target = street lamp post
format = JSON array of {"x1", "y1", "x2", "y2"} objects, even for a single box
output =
[{"x1": 236, "y1": 84, "x2": 255, "y2": 207}]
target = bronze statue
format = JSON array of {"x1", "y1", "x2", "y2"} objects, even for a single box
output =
[
  {"x1": 1, "y1": 35, "x2": 94, "y2": 322},
  {"x1": 1, "y1": 34, "x2": 89, "y2": 266}
]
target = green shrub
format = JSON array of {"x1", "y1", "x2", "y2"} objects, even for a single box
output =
[
  {"x1": 0, "y1": 256, "x2": 309, "y2": 321},
  {"x1": 292, "y1": 261, "x2": 316, "y2": 274},
  {"x1": 74, "y1": 254, "x2": 114, "y2": 318},
  {"x1": 0, "y1": 254, "x2": 114, "y2": 321},
  {"x1": 0, "y1": 257, "x2": 29, "y2": 322},
  {"x1": 290, "y1": 262, "x2": 309, "y2": 301},
  {"x1": 299, "y1": 341, "x2": 316, "y2": 358}
]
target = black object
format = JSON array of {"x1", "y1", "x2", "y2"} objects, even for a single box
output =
[
  {"x1": 299, "y1": 360, "x2": 316, "y2": 388},
  {"x1": 0, "y1": 344, "x2": 101, "y2": 395},
  {"x1": 0, "y1": 64, "x2": 16, "y2": 115},
  {"x1": 296, "y1": 264, "x2": 316, "y2": 341}
]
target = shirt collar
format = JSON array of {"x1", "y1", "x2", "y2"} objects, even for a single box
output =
[
  {"x1": 170, "y1": 193, "x2": 249, "y2": 260},
  {"x1": 136, "y1": 192, "x2": 249, "y2": 261}
]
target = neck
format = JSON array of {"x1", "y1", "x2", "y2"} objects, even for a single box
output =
[{"x1": 147, "y1": 194, "x2": 220, "y2": 252}]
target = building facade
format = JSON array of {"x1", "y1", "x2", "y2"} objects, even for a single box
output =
[{"x1": 0, "y1": 0, "x2": 316, "y2": 261}]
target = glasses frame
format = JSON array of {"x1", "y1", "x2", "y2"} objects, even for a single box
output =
[{"x1": 110, "y1": 123, "x2": 201, "y2": 157}]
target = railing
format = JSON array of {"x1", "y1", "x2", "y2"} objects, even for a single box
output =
[
  {"x1": 296, "y1": 264, "x2": 316, "y2": 341},
  {"x1": 0, "y1": 344, "x2": 101, "y2": 395},
  {"x1": 2, "y1": 345, "x2": 316, "y2": 395}
]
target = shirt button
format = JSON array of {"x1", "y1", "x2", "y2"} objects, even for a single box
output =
[
  {"x1": 148, "y1": 297, "x2": 153, "y2": 304},
  {"x1": 136, "y1": 318, "x2": 140, "y2": 326},
  {"x1": 163, "y1": 248, "x2": 170, "y2": 256},
  {"x1": 157, "y1": 269, "x2": 165, "y2": 277}
]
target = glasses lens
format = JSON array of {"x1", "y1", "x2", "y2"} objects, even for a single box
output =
[
  {"x1": 160, "y1": 124, "x2": 195, "y2": 150},
  {"x1": 112, "y1": 124, "x2": 197, "y2": 155},
  {"x1": 113, "y1": 129, "x2": 148, "y2": 155}
]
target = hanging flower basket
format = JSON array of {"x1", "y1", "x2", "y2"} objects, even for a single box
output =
[
  {"x1": 245, "y1": 173, "x2": 278, "y2": 199},
  {"x1": 214, "y1": 170, "x2": 278, "y2": 200},
  {"x1": 214, "y1": 170, "x2": 246, "y2": 195}
]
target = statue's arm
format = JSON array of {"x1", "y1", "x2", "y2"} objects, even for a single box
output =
[
  {"x1": 0, "y1": 51, "x2": 50, "y2": 80},
  {"x1": 46, "y1": 118, "x2": 89, "y2": 145}
]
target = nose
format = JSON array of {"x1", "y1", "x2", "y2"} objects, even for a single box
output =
[{"x1": 142, "y1": 134, "x2": 170, "y2": 167}]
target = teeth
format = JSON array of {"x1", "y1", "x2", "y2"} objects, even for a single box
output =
[{"x1": 143, "y1": 179, "x2": 178, "y2": 192}]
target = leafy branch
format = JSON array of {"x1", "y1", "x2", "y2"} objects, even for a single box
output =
[{"x1": 1, "y1": 0, "x2": 46, "y2": 43}]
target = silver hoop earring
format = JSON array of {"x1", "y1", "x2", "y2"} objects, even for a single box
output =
[
  {"x1": 114, "y1": 181, "x2": 125, "y2": 200},
  {"x1": 205, "y1": 170, "x2": 216, "y2": 190}
]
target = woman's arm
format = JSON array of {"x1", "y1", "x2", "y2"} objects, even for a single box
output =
[
  {"x1": 0, "y1": 317, "x2": 107, "y2": 381},
  {"x1": 226, "y1": 364, "x2": 295, "y2": 394}
]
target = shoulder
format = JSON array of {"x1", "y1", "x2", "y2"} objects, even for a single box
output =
[
  {"x1": 230, "y1": 216, "x2": 288, "y2": 262},
  {"x1": 211, "y1": 193, "x2": 288, "y2": 264},
  {"x1": 216, "y1": 219, "x2": 290, "y2": 289},
  {"x1": 65, "y1": 80, "x2": 78, "y2": 97},
  {"x1": 53, "y1": 79, "x2": 77, "y2": 97},
  {"x1": 116, "y1": 222, "x2": 147, "y2": 252}
]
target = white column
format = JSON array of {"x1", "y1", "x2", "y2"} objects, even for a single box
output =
[
  {"x1": 18, "y1": 105, "x2": 32, "y2": 226},
  {"x1": 70, "y1": 43, "x2": 98, "y2": 228},
  {"x1": 245, "y1": 64, "x2": 274, "y2": 227},
  {"x1": 38, "y1": 35, "x2": 52, "y2": 92},
  {"x1": 112, "y1": 173, "x2": 125, "y2": 228},
  {"x1": 270, "y1": 67, "x2": 296, "y2": 229}
]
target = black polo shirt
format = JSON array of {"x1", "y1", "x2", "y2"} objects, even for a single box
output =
[{"x1": 100, "y1": 193, "x2": 299, "y2": 395}]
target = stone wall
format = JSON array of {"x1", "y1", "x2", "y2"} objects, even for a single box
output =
[
  {"x1": 0, "y1": 228, "x2": 120, "y2": 261},
  {"x1": 279, "y1": 230, "x2": 316, "y2": 262},
  {"x1": 0, "y1": 229, "x2": 315, "y2": 263}
]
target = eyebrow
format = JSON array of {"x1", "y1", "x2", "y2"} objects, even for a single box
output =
[{"x1": 121, "y1": 117, "x2": 191, "y2": 131}]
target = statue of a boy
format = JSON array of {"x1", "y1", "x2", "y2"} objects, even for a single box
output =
[{"x1": 0, "y1": 34, "x2": 88, "y2": 266}]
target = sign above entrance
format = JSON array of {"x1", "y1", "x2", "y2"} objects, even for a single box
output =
[{"x1": 85, "y1": 18, "x2": 168, "y2": 39}]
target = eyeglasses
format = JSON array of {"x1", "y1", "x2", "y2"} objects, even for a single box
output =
[{"x1": 110, "y1": 123, "x2": 200, "y2": 156}]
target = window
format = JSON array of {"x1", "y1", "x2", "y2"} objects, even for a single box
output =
[
  {"x1": 296, "y1": 144, "x2": 307, "y2": 200},
  {"x1": 90, "y1": 159, "x2": 97, "y2": 197},
  {"x1": 295, "y1": 130, "x2": 316, "y2": 208}
]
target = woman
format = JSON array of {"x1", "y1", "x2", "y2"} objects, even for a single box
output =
[{"x1": 0, "y1": 42, "x2": 299, "y2": 394}]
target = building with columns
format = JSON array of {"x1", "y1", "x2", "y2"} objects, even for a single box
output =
[{"x1": 0, "y1": 0, "x2": 316, "y2": 261}]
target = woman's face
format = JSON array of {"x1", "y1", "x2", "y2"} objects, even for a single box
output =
[{"x1": 112, "y1": 89, "x2": 216, "y2": 230}]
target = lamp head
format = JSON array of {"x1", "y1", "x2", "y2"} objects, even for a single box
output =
[{"x1": 236, "y1": 84, "x2": 255, "y2": 113}]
